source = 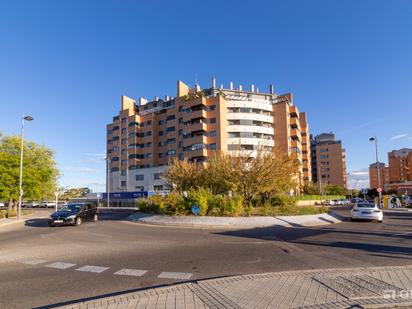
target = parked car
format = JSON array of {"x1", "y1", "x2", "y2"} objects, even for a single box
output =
[
  {"x1": 48, "y1": 202, "x2": 98, "y2": 227},
  {"x1": 0, "y1": 202, "x2": 5, "y2": 208},
  {"x1": 46, "y1": 202, "x2": 56, "y2": 208},
  {"x1": 351, "y1": 202, "x2": 383, "y2": 223}
]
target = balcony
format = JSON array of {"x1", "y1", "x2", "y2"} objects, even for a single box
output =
[
  {"x1": 183, "y1": 135, "x2": 206, "y2": 147},
  {"x1": 184, "y1": 121, "x2": 207, "y2": 134},
  {"x1": 182, "y1": 109, "x2": 207, "y2": 122},
  {"x1": 189, "y1": 148, "x2": 208, "y2": 158}
]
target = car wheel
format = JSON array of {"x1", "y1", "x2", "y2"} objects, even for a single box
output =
[
  {"x1": 93, "y1": 214, "x2": 98, "y2": 222},
  {"x1": 48, "y1": 221, "x2": 55, "y2": 227},
  {"x1": 75, "y1": 217, "x2": 82, "y2": 226},
  {"x1": 378, "y1": 220, "x2": 383, "y2": 223}
]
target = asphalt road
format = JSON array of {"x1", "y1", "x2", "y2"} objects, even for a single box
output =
[{"x1": 0, "y1": 208, "x2": 412, "y2": 308}]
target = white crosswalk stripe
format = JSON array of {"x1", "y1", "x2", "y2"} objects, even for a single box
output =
[
  {"x1": 18, "y1": 259, "x2": 47, "y2": 265},
  {"x1": 75, "y1": 265, "x2": 109, "y2": 273},
  {"x1": 114, "y1": 268, "x2": 148, "y2": 277},
  {"x1": 45, "y1": 262, "x2": 76, "y2": 269},
  {"x1": 158, "y1": 272, "x2": 193, "y2": 280}
]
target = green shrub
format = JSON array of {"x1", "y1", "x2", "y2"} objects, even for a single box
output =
[
  {"x1": 164, "y1": 192, "x2": 186, "y2": 215},
  {"x1": 220, "y1": 195, "x2": 244, "y2": 216},
  {"x1": 188, "y1": 188, "x2": 211, "y2": 216}
]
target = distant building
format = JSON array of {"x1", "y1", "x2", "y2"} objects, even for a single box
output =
[
  {"x1": 310, "y1": 132, "x2": 347, "y2": 188},
  {"x1": 369, "y1": 162, "x2": 390, "y2": 190},
  {"x1": 388, "y1": 148, "x2": 412, "y2": 183}
]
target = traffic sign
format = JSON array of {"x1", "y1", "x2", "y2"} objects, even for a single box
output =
[
  {"x1": 377, "y1": 188, "x2": 382, "y2": 193},
  {"x1": 191, "y1": 204, "x2": 200, "y2": 216}
]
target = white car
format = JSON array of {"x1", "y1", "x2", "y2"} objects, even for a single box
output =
[{"x1": 351, "y1": 203, "x2": 383, "y2": 223}]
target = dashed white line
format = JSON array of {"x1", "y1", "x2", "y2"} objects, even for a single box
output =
[
  {"x1": 114, "y1": 268, "x2": 148, "y2": 277},
  {"x1": 158, "y1": 272, "x2": 193, "y2": 280},
  {"x1": 45, "y1": 262, "x2": 76, "y2": 269},
  {"x1": 75, "y1": 265, "x2": 110, "y2": 273},
  {"x1": 18, "y1": 259, "x2": 47, "y2": 265}
]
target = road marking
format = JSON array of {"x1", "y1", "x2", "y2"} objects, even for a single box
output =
[
  {"x1": 114, "y1": 268, "x2": 148, "y2": 277},
  {"x1": 18, "y1": 259, "x2": 47, "y2": 265},
  {"x1": 158, "y1": 272, "x2": 193, "y2": 280},
  {"x1": 76, "y1": 265, "x2": 109, "y2": 273},
  {"x1": 45, "y1": 262, "x2": 76, "y2": 269}
]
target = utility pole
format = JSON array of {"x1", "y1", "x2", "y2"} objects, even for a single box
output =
[
  {"x1": 369, "y1": 137, "x2": 382, "y2": 207},
  {"x1": 18, "y1": 115, "x2": 33, "y2": 220}
]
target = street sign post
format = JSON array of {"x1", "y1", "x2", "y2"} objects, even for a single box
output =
[
  {"x1": 97, "y1": 194, "x2": 101, "y2": 207},
  {"x1": 377, "y1": 188, "x2": 382, "y2": 193}
]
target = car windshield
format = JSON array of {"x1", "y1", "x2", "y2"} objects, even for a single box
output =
[
  {"x1": 59, "y1": 204, "x2": 82, "y2": 212},
  {"x1": 356, "y1": 203, "x2": 376, "y2": 208}
]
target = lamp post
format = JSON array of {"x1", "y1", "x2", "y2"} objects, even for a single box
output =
[
  {"x1": 369, "y1": 137, "x2": 382, "y2": 207},
  {"x1": 106, "y1": 157, "x2": 110, "y2": 207},
  {"x1": 18, "y1": 115, "x2": 34, "y2": 220},
  {"x1": 54, "y1": 191, "x2": 59, "y2": 212}
]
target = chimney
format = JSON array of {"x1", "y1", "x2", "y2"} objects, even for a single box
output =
[
  {"x1": 229, "y1": 81, "x2": 234, "y2": 90},
  {"x1": 238, "y1": 85, "x2": 243, "y2": 91},
  {"x1": 269, "y1": 84, "x2": 275, "y2": 94},
  {"x1": 256, "y1": 87, "x2": 259, "y2": 93},
  {"x1": 139, "y1": 97, "x2": 148, "y2": 106},
  {"x1": 250, "y1": 84, "x2": 255, "y2": 92},
  {"x1": 212, "y1": 77, "x2": 216, "y2": 88},
  {"x1": 154, "y1": 96, "x2": 159, "y2": 101},
  {"x1": 220, "y1": 84, "x2": 223, "y2": 89}
]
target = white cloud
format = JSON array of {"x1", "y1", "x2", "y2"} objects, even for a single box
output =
[
  {"x1": 390, "y1": 133, "x2": 408, "y2": 140},
  {"x1": 347, "y1": 168, "x2": 369, "y2": 189}
]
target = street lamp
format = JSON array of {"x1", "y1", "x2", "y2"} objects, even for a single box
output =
[
  {"x1": 18, "y1": 115, "x2": 34, "y2": 220},
  {"x1": 106, "y1": 157, "x2": 110, "y2": 207},
  {"x1": 369, "y1": 137, "x2": 382, "y2": 208},
  {"x1": 54, "y1": 191, "x2": 59, "y2": 212}
]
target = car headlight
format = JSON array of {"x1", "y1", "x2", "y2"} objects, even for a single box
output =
[{"x1": 67, "y1": 215, "x2": 76, "y2": 219}]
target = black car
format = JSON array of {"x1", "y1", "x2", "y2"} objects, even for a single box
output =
[{"x1": 48, "y1": 202, "x2": 98, "y2": 227}]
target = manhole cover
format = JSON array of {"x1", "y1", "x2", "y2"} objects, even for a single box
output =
[{"x1": 313, "y1": 274, "x2": 402, "y2": 299}]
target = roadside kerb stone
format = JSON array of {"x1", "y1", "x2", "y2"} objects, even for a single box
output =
[{"x1": 127, "y1": 211, "x2": 344, "y2": 229}]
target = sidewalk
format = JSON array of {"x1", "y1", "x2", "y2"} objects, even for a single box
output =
[
  {"x1": 0, "y1": 209, "x2": 48, "y2": 228},
  {"x1": 127, "y1": 212, "x2": 345, "y2": 228},
  {"x1": 61, "y1": 265, "x2": 412, "y2": 308}
]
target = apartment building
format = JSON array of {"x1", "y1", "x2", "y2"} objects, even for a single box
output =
[
  {"x1": 369, "y1": 162, "x2": 390, "y2": 190},
  {"x1": 388, "y1": 148, "x2": 412, "y2": 183},
  {"x1": 310, "y1": 132, "x2": 347, "y2": 188},
  {"x1": 106, "y1": 79, "x2": 310, "y2": 198}
]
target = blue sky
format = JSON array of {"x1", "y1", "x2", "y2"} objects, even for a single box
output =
[{"x1": 0, "y1": 0, "x2": 411, "y2": 191}]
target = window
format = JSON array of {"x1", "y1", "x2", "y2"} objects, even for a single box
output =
[
  {"x1": 146, "y1": 131, "x2": 152, "y2": 137},
  {"x1": 178, "y1": 141, "x2": 183, "y2": 148},
  {"x1": 166, "y1": 138, "x2": 176, "y2": 145},
  {"x1": 320, "y1": 154, "x2": 329, "y2": 159},
  {"x1": 136, "y1": 186, "x2": 144, "y2": 191},
  {"x1": 107, "y1": 140, "x2": 112, "y2": 145},
  {"x1": 159, "y1": 130, "x2": 164, "y2": 136},
  {"x1": 107, "y1": 129, "x2": 112, "y2": 135},
  {"x1": 166, "y1": 115, "x2": 176, "y2": 121},
  {"x1": 209, "y1": 105, "x2": 216, "y2": 111},
  {"x1": 209, "y1": 130, "x2": 217, "y2": 137},
  {"x1": 113, "y1": 146, "x2": 118, "y2": 152},
  {"x1": 121, "y1": 128, "x2": 126, "y2": 134},
  {"x1": 146, "y1": 153, "x2": 152, "y2": 158},
  {"x1": 158, "y1": 119, "x2": 166, "y2": 125},
  {"x1": 320, "y1": 148, "x2": 328, "y2": 152},
  {"x1": 179, "y1": 129, "x2": 183, "y2": 136},
  {"x1": 129, "y1": 154, "x2": 137, "y2": 159},
  {"x1": 129, "y1": 165, "x2": 137, "y2": 170},
  {"x1": 159, "y1": 153, "x2": 164, "y2": 158},
  {"x1": 111, "y1": 167, "x2": 119, "y2": 172},
  {"x1": 121, "y1": 149, "x2": 127, "y2": 155},
  {"x1": 179, "y1": 153, "x2": 184, "y2": 160},
  {"x1": 166, "y1": 126, "x2": 175, "y2": 132},
  {"x1": 112, "y1": 136, "x2": 119, "y2": 141},
  {"x1": 167, "y1": 149, "x2": 176, "y2": 156},
  {"x1": 121, "y1": 138, "x2": 126, "y2": 145},
  {"x1": 128, "y1": 121, "x2": 138, "y2": 127},
  {"x1": 154, "y1": 185, "x2": 163, "y2": 191},
  {"x1": 146, "y1": 120, "x2": 152, "y2": 126},
  {"x1": 121, "y1": 118, "x2": 126, "y2": 124},
  {"x1": 153, "y1": 173, "x2": 161, "y2": 180},
  {"x1": 121, "y1": 160, "x2": 127, "y2": 165},
  {"x1": 121, "y1": 180, "x2": 127, "y2": 187},
  {"x1": 121, "y1": 170, "x2": 126, "y2": 176},
  {"x1": 112, "y1": 125, "x2": 119, "y2": 131},
  {"x1": 112, "y1": 156, "x2": 119, "y2": 161},
  {"x1": 146, "y1": 142, "x2": 152, "y2": 148},
  {"x1": 209, "y1": 118, "x2": 216, "y2": 124},
  {"x1": 136, "y1": 174, "x2": 144, "y2": 181},
  {"x1": 209, "y1": 143, "x2": 217, "y2": 150}
]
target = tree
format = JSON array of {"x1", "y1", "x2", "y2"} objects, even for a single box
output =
[
  {"x1": 303, "y1": 181, "x2": 320, "y2": 195},
  {"x1": 324, "y1": 185, "x2": 346, "y2": 196},
  {"x1": 163, "y1": 148, "x2": 300, "y2": 206},
  {"x1": 0, "y1": 134, "x2": 59, "y2": 203}
]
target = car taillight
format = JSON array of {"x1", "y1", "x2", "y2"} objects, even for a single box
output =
[{"x1": 353, "y1": 209, "x2": 359, "y2": 212}]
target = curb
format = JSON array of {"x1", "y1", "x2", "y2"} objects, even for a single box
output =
[{"x1": 127, "y1": 211, "x2": 344, "y2": 229}]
